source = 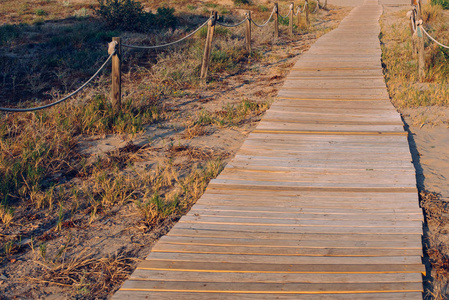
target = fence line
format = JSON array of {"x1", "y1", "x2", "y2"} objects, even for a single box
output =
[
  {"x1": 421, "y1": 27, "x2": 449, "y2": 49},
  {"x1": 122, "y1": 18, "x2": 211, "y2": 49},
  {"x1": 407, "y1": 3, "x2": 449, "y2": 81},
  {"x1": 251, "y1": 7, "x2": 276, "y2": 28},
  {"x1": 0, "y1": 1, "x2": 323, "y2": 113},
  {"x1": 217, "y1": 17, "x2": 247, "y2": 28}
]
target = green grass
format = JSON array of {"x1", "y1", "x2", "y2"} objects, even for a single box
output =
[{"x1": 431, "y1": 0, "x2": 449, "y2": 9}]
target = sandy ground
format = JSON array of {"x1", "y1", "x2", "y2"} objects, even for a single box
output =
[
  {"x1": 403, "y1": 107, "x2": 449, "y2": 202},
  {"x1": 381, "y1": 1, "x2": 449, "y2": 298}
]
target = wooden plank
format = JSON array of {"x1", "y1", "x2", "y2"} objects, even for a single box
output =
[
  {"x1": 157, "y1": 236, "x2": 423, "y2": 249},
  {"x1": 151, "y1": 243, "x2": 423, "y2": 257},
  {"x1": 128, "y1": 269, "x2": 423, "y2": 283},
  {"x1": 172, "y1": 223, "x2": 423, "y2": 235},
  {"x1": 208, "y1": 179, "x2": 417, "y2": 190},
  {"x1": 256, "y1": 123, "x2": 405, "y2": 133},
  {"x1": 194, "y1": 200, "x2": 422, "y2": 211},
  {"x1": 192, "y1": 204, "x2": 422, "y2": 214},
  {"x1": 178, "y1": 216, "x2": 423, "y2": 229},
  {"x1": 113, "y1": 291, "x2": 424, "y2": 299},
  {"x1": 251, "y1": 129, "x2": 407, "y2": 136},
  {"x1": 167, "y1": 229, "x2": 422, "y2": 243},
  {"x1": 119, "y1": 280, "x2": 423, "y2": 293},
  {"x1": 138, "y1": 260, "x2": 426, "y2": 274},
  {"x1": 186, "y1": 210, "x2": 423, "y2": 221}
]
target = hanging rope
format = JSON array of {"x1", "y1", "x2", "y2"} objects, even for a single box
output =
[
  {"x1": 421, "y1": 26, "x2": 449, "y2": 49},
  {"x1": 0, "y1": 51, "x2": 114, "y2": 113},
  {"x1": 217, "y1": 17, "x2": 248, "y2": 28},
  {"x1": 122, "y1": 17, "x2": 211, "y2": 50},
  {"x1": 293, "y1": 7, "x2": 301, "y2": 17},
  {"x1": 278, "y1": 8, "x2": 292, "y2": 19},
  {"x1": 252, "y1": 7, "x2": 276, "y2": 28}
]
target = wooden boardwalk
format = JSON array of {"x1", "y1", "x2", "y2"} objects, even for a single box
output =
[{"x1": 113, "y1": 0, "x2": 425, "y2": 298}]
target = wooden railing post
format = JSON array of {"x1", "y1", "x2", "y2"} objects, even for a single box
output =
[
  {"x1": 111, "y1": 37, "x2": 121, "y2": 112},
  {"x1": 416, "y1": 20, "x2": 425, "y2": 82},
  {"x1": 297, "y1": 1, "x2": 302, "y2": 29},
  {"x1": 417, "y1": 0, "x2": 422, "y2": 19},
  {"x1": 200, "y1": 11, "x2": 217, "y2": 81},
  {"x1": 289, "y1": 3, "x2": 294, "y2": 37},
  {"x1": 408, "y1": 9, "x2": 417, "y2": 55},
  {"x1": 305, "y1": 0, "x2": 310, "y2": 27},
  {"x1": 274, "y1": 3, "x2": 279, "y2": 40},
  {"x1": 245, "y1": 11, "x2": 252, "y2": 53}
]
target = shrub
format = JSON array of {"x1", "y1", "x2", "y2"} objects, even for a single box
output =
[
  {"x1": 153, "y1": 7, "x2": 177, "y2": 28},
  {"x1": 35, "y1": 9, "x2": 47, "y2": 16},
  {"x1": 0, "y1": 24, "x2": 22, "y2": 46},
  {"x1": 233, "y1": 0, "x2": 251, "y2": 5},
  {"x1": 95, "y1": 0, "x2": 177, "y2": 31},
  {"x1": 431, "y1": 0, "x2": 449, "y2": 9},
  {"x1": 95, "y1": 0, "x2": 151, "y2": 31}
]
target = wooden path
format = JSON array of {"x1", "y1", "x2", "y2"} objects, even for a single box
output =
[{"x1": 113, "y1": 0, "x2": 425, "y2": 298}]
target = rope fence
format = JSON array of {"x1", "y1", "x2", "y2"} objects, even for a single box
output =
[
  {"x1": 122, "y1": 18, "x2": 211, "y2": 49},
  {"x1": 407, "y1": 1, "x2": 449, "y2": 81},
  {"x1": 0, "y1": 1, "x2": 324, "y2": 113}
]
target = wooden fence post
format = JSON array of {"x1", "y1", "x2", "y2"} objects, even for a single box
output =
[
  {"x1": 408, "y1": 9, "x2": 417, "y2": 55},
  {"x1": 274, "y1": 3, "x2": 279, "y2": 40},
  {"x1": 111, "y1": 37, "x2": 121, "y2": 112},
  {"x1": 200, "y1": 11, "x2": 217, "y2": 81},
  {"x1": 245, "y1": 11, "x2": 252, "y2": 53},
  {"x1": 289, "y1": 3, "x2": 294, "y2": 37},
  {"x1": 417, "y1": 0, "x2": 422, "y2": 19},
  {"x1": 305, "y1": 0, "x2": 310, "y2": 27},
  {"x1": 297, "y1": 2, "x2": 302, "y2": 29},
  {"x1": 416, "y1": 20, "x2": 425, "y2": 82}
]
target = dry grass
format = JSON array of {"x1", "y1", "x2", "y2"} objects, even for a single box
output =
[
  {"x1": 380, "y1": 3, "x2": 449, "y2": 108},
  {"x1": 421, "y1": 191, "x2": 449, "y2": 299},
  {"x1": 25, "y1": 247, "x2": 139, "y2": 299}
]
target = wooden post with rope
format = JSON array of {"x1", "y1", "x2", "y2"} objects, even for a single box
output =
[
  {"x1": 245, "y1": 11, "x2": 252, "y2": 53},
  {"x1": 110, "y1": 37, "x2": 121, "y2": 112},
  {"x1": 200, "y1": 11, "x2": 217, "y2": 81},
  {"x1": 305, "y1": 0, "x2": 310, "y2": 27},
  {"x1": 416, "y1": 19, "x2": 425, "y2": 82},
  {"x1": 274, "y1": 3, "x2": 279, "y2": 39},
  {"x1": 297, "y1": 2, "x2": 302, "y2": 29},
  {"x1": 407, "y1": 9, "x2": 417, "y2": 55},
  {"x1": 289, "y1": 3, "x2": 294, "y2": 37}
]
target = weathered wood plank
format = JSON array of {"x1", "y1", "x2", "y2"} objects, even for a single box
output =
[
  {"x1": 167, "y1": 229, "x2": 423, "y2": 243},
  {"x1": 128, "y1": 270, "x2": 423, "y2": 283},
  {"x1": 113, "y1": 291, "x2": 424, "y2": 299},
  {"x1": 119, "y1": 280, "x2": 423, "y2": 293},
  {"x1": 157, "y1": 236, "x2": 423, "y2": 249},
  {"x1": 151, "y1": 243, "x2": 423, "y2": 257}
]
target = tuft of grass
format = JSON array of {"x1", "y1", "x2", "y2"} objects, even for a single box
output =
[
  {"x1": 135, "y1": 192, "x2": 179, "y2": 226},
  {"x1": 0, "y1": 204, "x2": 14, "y2": 227},
  {"x1": 35, "y1": 9, "x2": 48, "y2": 16}
]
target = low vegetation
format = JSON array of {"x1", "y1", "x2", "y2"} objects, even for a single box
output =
[
  {"x1": 0, "y1": 0, "x2": 347, "y2": 298},
  {"x1": 380, "y1": 3, "x2": 449, "y2": 108}
]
